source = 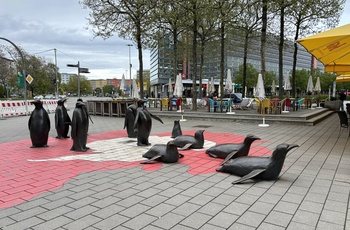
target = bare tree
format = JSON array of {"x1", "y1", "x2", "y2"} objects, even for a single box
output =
[{"x1": 80, "y1": 0, "x2": 157, "y2": 98}]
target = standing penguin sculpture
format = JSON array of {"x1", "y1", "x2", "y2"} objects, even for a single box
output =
[
  {"x1": 133, "y1": 107, "x2": 163, "y2": 146},
  {"x1": 141, "y1": 140, "x2": 184, "y2": 164},
  {"x1": 173, "y1": 130, "x2": 205, "y2": 150},
  {"x1": 55, "y1": 98, "x2": 71, "y2": 139},
  {"x1": 124, "y1": 100, "x2": 146, "y2": 138},
  {"x1": 205, "y1": 134, "x2": 261, "y2": 164},
  {"x1": 216, "y1": 143, "x2": 299, "y2": 184},
  {"x1": 28, "y1": 100, "x2": 50, "y2": 148},
  {"x1": 77, "y1": 98, "x2": 93, "y2": 133},
  {"x1": 70, "y1": 101, "x2": 89, "y2": 152},
  {"x1": 171, "y1": 120, "x2": 182, "y2": 138}
]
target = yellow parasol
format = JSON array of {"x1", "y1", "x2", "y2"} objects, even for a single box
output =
[
  {"x1": 336, "y1": 74, "x2": 350, "y2": 82},
  {"x1": 296, "y1": 23, "x2": 350, "y2": 73}
]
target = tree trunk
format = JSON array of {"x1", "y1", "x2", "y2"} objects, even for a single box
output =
[
  {"x1": 136, "y1": 25, "x2": 143, "y2": 98},
  {"x1": 278, "y1": 1, "x2": 285, "y2": 99},
  {"x1": 242, "y1": 32, "x2": 249, "y2": 98},
  {"x1": 260, "y1": 0, "x2": 267, "y2": 81},
  {"x1": 192, "y1": 1, "x2": 198, "y2": 111},
  {"x1": 199, "y1": 39, "x2": 204, "y2": 99},
  {"x1": 220, "y1": 20, "x2": 225, "y2": 110},
  {"x1": 292, "y1": 21, "x2": 301, "y2": 98},
  {"x1": 173, "y1": 28, "x2": 178, "y2": 82}
]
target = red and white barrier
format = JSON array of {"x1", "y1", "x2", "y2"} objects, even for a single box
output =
[{"x1": 0, "y1": 100, "x2": 58, "y2": 118}]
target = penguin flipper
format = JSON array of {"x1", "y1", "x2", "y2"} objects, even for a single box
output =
[
  {"x1": 180, "y1": 143, "x2": 192, "y2": 150},
  {"x1": 220, "y1": 150, "x2": 238, "y2": 166},
  {"x1": 207, "y1": 152, "x2": 218, "y2": 158},
  {"x1": 179, "y1": 153, "x2": 184, "y2": 158},
  {"x1": 140, "y1": 155, "x2": 161, "y2": 164},
  {"x1": 232, "y1": 169, "x2": 266, "y2": 184},
  {"x1": 150, "y1": 113, "x2": 164, "y2": 124}
]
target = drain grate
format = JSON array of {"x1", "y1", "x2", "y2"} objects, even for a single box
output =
[{"x1": 192, "y1": 125, "x2": 212, "y2": 128}]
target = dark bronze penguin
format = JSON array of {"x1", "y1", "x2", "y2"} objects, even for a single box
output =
[
  {"x1": 70, "y1": 101, "x2": 89, "y2": 152},
  {"x1": 28, "y1": 99, "x2": 50, "y2": 148},
  {"x1": 77, "y1": 98, "x2": 93, "y2": 133},
  {"x1": 124, "y1": 100, "x2": 145, "y2": 138},
  {"x1": 173, "y1": 130, "x2": 205, "y2": 150},
  {"x1": 55, "y1": 98, "x2": 71, "y2": 139},
  {"x1": 216, "y1": 143, "x2": 299, "y2": 184},
  {"x1": 205, "y1": 134, "x2": 261, "y2": 164},
  {"x1": 171, "y1": 120, "x2": 182, "y2": 138},
  {"x1": 133, "y1": 106, "x2": 163, "y2": 146},
  {"x1": 140, "y1": 140, "x2": 184, "y2": 164}
]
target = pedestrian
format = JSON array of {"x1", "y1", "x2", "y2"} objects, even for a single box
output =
[{"x1": 339, "y1": 90, "x2": 346, "y2": 111}]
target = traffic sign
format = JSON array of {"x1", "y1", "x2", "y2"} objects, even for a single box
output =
[{"x1": 26, "y1": 74, "x2": 33, "y2": 84}]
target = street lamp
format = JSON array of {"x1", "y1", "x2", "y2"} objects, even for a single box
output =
[
  {"x1": 127, "y1": 44, "x2": 133, "y2": 96},
  {"x1": 67, "y1": 62, "x2": 89, "y2": 98}
]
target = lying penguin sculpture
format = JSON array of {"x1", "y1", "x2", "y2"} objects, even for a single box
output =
[
  {"x1": 140, "y1": 140, "x2": 184, "y2": 164},
  {"x1": 216, "y1": 143, "x2": 299, "y2": 184},
  {"x1": 173, "y1": 130, "x2": 205, "y2": 150},
  {"x1": 206, "y1": 134, "x2": 261, "y2": 163}
]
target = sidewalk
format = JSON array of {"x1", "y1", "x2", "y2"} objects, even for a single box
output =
[{"x1": 0, "y1": 109, "x2": 349, "y2": 229}]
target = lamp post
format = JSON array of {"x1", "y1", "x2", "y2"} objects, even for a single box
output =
[
  {"x1": 127, "y1": 44, "x2": 133, "y2": 96},
  {"x1": 67, "y1": 62, "x2": 89, "y2": 98}
]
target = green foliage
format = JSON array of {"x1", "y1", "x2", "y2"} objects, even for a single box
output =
[
  {"x1": 66, "y1": 74, "x2": 92, "y2": 95},
  {"x1": 103, "y1": 85, "x2": 115, "y2": 95},
  {"x1": 233, "y1": 63, "x2": 259, "y2": 88}
]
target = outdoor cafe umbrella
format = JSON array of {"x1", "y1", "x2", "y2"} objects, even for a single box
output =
[
  {"x1": 307, "y1": 75, "x2": 314, "y2": 94},
  {"x1": 209, "y1": 77, "x2": 215, "y2": 96},
  {"x1": 168, "y1": 78, "x2": 173, "y2": 96},
  {"x1": 296, "y1": 23, "x2": 350, "y2": 73},
  {"x1": 120, "y1": 74, "x2": 125, "y2": 97},
  {"x1": 254, "y1": 73, "x2": 268, "y2": 126},
  {"x1": 271, "y1": 80, "x2": 276, "y2": 95},
  {"x1": 336, "y1": 74, "x2": 350, "y2": 82},
  {"x1": 132, "y1": 79, "x2": 139, "y2": 99},
  {"x1": 225, "y1": 69, "x2": 234, "y2": 114},
  {"x1": 174, "y1": 74, "x2": 184, "y2": 113}
]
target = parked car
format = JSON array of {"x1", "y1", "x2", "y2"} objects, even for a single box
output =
[
  {"x1": 44, "y1": 94, "x2": 55, "y2": 99},
  {"x1": 58, "y1": 95, "x2": 67, "y2": 99},
  {"x1": 34, "y1": 95, "x2": 43, "y2": 100},
  {"x1": 10, "y1": 94, "x2": 18, "y2": 98}
]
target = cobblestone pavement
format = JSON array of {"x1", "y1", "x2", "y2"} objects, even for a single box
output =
[{"x1": 0, "y1": 102, "x2": 350, "y2": 229}]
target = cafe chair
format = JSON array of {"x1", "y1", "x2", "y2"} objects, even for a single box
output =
[
  {"x1": 161, "y1": 98, "x2": 169, "y2": 110},
  {"x1": 222, "y1": 98, "x2": 231, "y2": 112},
  {"x1": 208, "y1": 98, "x2": 220, "y2": 112},
  {"x1": 336, "y1": 110, "x2": 349, "y2": 138}
]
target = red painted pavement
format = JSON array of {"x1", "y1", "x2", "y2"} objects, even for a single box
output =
[{"x1": 0, "y1": 130, "x2": 271, "y2": 209}]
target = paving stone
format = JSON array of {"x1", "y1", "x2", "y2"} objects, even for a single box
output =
[
  {"x1": 208, "y1": 211, "x2": 239, "y2": 229},
  {"x1": 235, "y1": 193, "x2": 260, "y2": 205},
  {"x1": 146, "y1": 203, "x2": 176, "y2": 218},
  {"x1": 63, "y1": 214, "x2": 102, "y2": 230},
  {"x1": 223, "y1": 201, "x2": 250, "y2": 215},
  {"x1": 257, "y1": 222, "x2": 286, "y2": 230},
  {"x1": 9, "y1": 206, "x2": 48, "y2": 221},
  {"x1": 197, "y1": 202, "x2": 225, "y2": 216},
  {"x1": 304, "y1": 192, "x2": 327, "y2": 204},
  {"x1": 172, "y1": 202, "x2": 201, "y2": 217},
  {"x1": 236, "y1": 210, "x2": 266, "y2": 228},
  {"x1": 158, "y1": 187, "x2": 183, "y2": 198},
  {"x1": 211, "y1": 193, "x2": 237, "y2": 205},
  {"x1": 248, "y1": 201, "x2": 275, "y2": 215},
  {"x1": 299, "y1": 200, "x2": 323, "y2": 214},
  {"x1": 92, "y1": 204, "x2": 126, "y2": 219},
  {"x1": 188, "y1": 194, "x2": 213, "y2": 205},
  {"x1": 201, "y1": 187, "x2": 226, "y2": 197},
  {"x1": 117, "y1": 195, "x2": 145, "y2": 208},
  {"x1": 0, "y1": 207, "x2": 22, "y2": 219},
  {"x1": 2, "y1": 216, "x2": 44, "y2": 230},
  {"x1": 316, "y1": 221, "x2": 344, "y2": 230},
  {"x1": 164, "y1": 194, "x2": 191, "y2": 206},
  {"x1": 258, "y1": 193, "x2": 282, "y2": 205},
  {"x1": 91, "y1": 196, "x2": 121, "y2": 208},
  {"x1": 119, "y1": 203, "x2": 151, "y2": 218},
  {"x1": 286, "y1": 221, "x2": 317, "y2": 230},
  {"x1": 180, "y1": 212, "x2": 212, "y2": 229},
  {"x1": 65, "y1": 205, "x2": 100, "y2": 220},
  {"x1": 137, "y1": 187, "x2": 163, "y2": 198},
  {"x1": 292, "y1": 210, "x2": 319, "y2": 227},
  {"x1": 180, "y1": 187, "x2": 203, "y2": 197},
  {"x1": 40, "y1": 197, "x2": 75, "y2": 210},
  {"x1": 0, "y1": 217, "x2": 16, "y2": 228},
  {"x1": 114, "y1": 188, "x2": 141, "y2": 199},
  {"x1": 274, "y1": 200, "x2": 299, "y2": 215},
  {"x1": 264, "y1": 210, "x2": 293, "y2": 227},
  {"x1": 227, "y1": 222, "x2": 256, "y2": 230},
  {"x1": 122, "y1": 213, "x2": 158, "y2": 230},
  {"x1": 319, "y1": 209, "x2": 346, "y2": 225},
  {"x1": 152, "y1": 212, "x2": 185, "y2": 229},
  {"x1": 140, "y1": 194, "x2": 168, "y2": 207},
  {"x1": 33, "y1": 216, "x2": 72, "y2": 230},
  {"x1": 281, "y1": 192, "x2": 304, "y2": 204},
  {"x1": 324, "y1": 199, "x2": 347, "y2": 213},
  {"x1": 93, "y1": 213, "x2": 129, "y2": 230},
  {"x1": 37, "y1": 205, "x2": 74, "y2": 221},
  {"x1": 199, "y1": 223, "x2": 227, "y2": 230}
]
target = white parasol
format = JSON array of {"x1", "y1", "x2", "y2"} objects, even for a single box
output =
[
  {"x1": 255, "y1": 73, "x2": 268, "y2": 127},
  {"x1": 132, "y1": 79, "x2": 139, "y2": 98},
  {"x1": 271, "y1": 80, "x2": 275, "y2": 95},
  {"x1": 120, "y1": 74, "x2": 125, "y2": 97},
  {"x1": 307, "y1": 75, "x2": 314, "y2": 94},
  {"x1": 174, "y1": 74, "x2": 184, "y2": 98},
  {"x1": 168, "y1": 78, "x2": 173, "y2": 96},
  {"x1": 209, "y1": 77, "x2": 215, "y2": 96},
  {"x1": 225, "y1": 69, "x2": 235, "y2": 114}
]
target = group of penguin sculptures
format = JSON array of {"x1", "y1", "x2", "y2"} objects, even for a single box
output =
[
  {"x1": 28, "y1": 98, "x2": 92, "y2": 152},
  {"x1": 123, "y1": 104, "x2": 299, "y2": 184},
  {"x1": 28, "y1": 98, "x2": 298, "y2": 185}
]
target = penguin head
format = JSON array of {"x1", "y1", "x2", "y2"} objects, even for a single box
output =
[
  {"x1": 271, "y1": 143, "x2": 299, "y2": 160},
  {"x1": 31, "y1": 99, "x2": 43, "y2": 109},
  {"x1": 75, "y1": 101, "x2": 85, "y2": 108},
  {"x1": 244, "y1": 134, "x2": 261, "y2": 144}
]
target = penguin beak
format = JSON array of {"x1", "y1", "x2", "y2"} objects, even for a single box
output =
[{"x1": 287, "y1": 144, "x2": 299, "y2": 151}]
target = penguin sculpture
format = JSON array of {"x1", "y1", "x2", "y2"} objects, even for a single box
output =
[
  {"x1": 70, "y1": 101, "x2": 89, "y2": 152},
  {"x1": 77, "y1": 98, "x2": 93, "y2": 133},
  {"x1": 28, "y1": 99, "x2": 50, "y2": 148},
  {"x1": 55, "y1": 98, "x2": 71, "y2": 139},
  {"x1": 205, "y1": 134, "x2": 261, "y2": 164},
  {"x1": 173, "y1": 130, "x2": 205, "y2": 150},
  {"x1": 133, "y1": 107, "x2": 163, "y2": 146},
  {"x1": 171, "y1": 120, "x2": 182, "y2": 138},
  {"x1": 216, "y1": 143, "x2": 299, "y2": 184},
  {"x1": 124, "y1": 100, "x2": 145, "y2": 138},
  {"x1": 140, "y1": 140, "x2": 184, "y2": 164}
]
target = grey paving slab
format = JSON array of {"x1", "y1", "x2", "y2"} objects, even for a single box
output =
[{"x1": 1, "y1": 104, "x2": 350, "y2": 229}]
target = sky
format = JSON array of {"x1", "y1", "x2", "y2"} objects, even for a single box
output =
[{"x1": 0, "y1": 0, "x2": 349, "y2": 80}]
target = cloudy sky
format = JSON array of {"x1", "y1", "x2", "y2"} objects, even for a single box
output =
[{"x1": 1, "y1": 0, "x2": 349, "y2": 80}]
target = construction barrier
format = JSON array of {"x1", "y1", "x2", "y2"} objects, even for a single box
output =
[{"x1": 0, "y1": 100, "x2": 58, "y2": 118}]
